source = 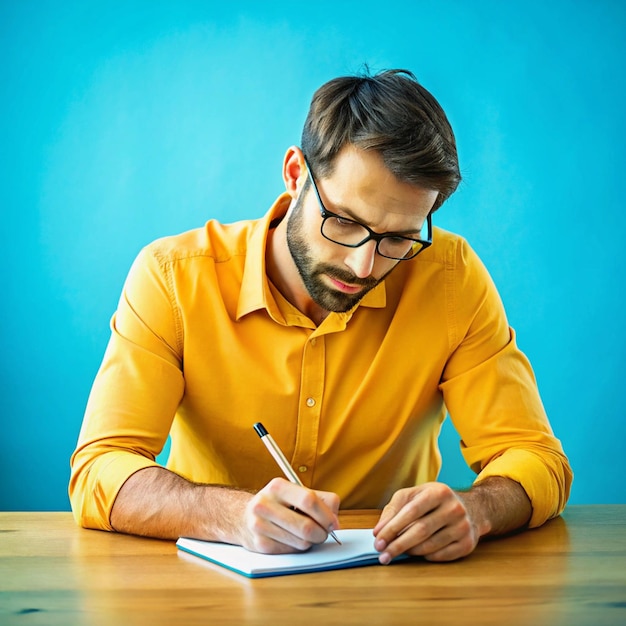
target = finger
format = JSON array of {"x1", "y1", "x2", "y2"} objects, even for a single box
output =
[
  {"x1": 245, "y1": 494, "x2": 320, "y2": 553},
  {"x1": 376, "y1": 510, "x2": 447, "y2": 563},
  {"x1": 246, "y1": 521, "x2": 314, "y2": 554},
  {"x1": 373, "y1": 484, "x2": 435, "y2": 535},
  {"x1": 374, "y1": 492, "x2": 437, "y2": 545},
  {"x1": 421, "y1": 529, "x2": 477, "y2": 562},
  {"x1": 398, "y1": 520, "x2": 460, "y2": 557},
  {"x1": 314, "y1": 489, "x2": 341, "y2": 518},
  {"x1": 373, "y1": 502, "x2": 401, "y2": 535},
  {"x1": 377, "y1": 499, "x2": 475, "y2": 564},
  {"x1": 284, "y1": 484, "x2": 340, "y2": 536},
  {"x1": 263, "y1": 479, "x2": 337, "y2": 542},
  {"x1": 423, "y1": 542, "x2": 466, "y2": 562}
]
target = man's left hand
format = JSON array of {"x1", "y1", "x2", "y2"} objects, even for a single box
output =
[{"x1": 372, "y1": 482, "x2": 487, "y2": 563}]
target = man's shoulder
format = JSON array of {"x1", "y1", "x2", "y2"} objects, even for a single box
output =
[
  {"x1": 417, "y1": 226, "x2": 474, "y2": 268},
  {"x1": 391, "y1": 226, "x2": 491, "y2": 295},
  {"x1": 142, "y1": 217, "x2": 260, "y2": 267}
]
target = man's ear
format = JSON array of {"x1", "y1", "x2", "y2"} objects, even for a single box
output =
[{"x1": 282, "y1": 146, "x2": 307, "y2": 199}]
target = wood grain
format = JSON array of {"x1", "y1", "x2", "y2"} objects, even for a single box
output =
[{"x1": 1, "y1": 507, "x2": 625, "y2": 626}]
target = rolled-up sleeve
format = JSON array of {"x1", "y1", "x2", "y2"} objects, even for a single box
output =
[
  {"x1": 439, "y1": 238, "x2": 572, "y2": 527},
  {"x1": 69, "y1": 246, "x2": 185, "y2": 530}
]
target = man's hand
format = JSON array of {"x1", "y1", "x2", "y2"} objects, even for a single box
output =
[
  {"x1": 239, "y1": 478, "x2": 341, "y2": 554},
  {"x1": 372, "y1": 477, "x2": 532, "y2": 563},
  {"x1": 373, "y1": 482, "x2": 482, "y2": 563}
]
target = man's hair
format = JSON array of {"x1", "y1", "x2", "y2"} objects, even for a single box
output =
[{"x1": 301, "y1": 68, "x2": 461, "y2": 211}]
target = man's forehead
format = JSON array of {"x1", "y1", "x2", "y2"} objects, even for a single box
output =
[{"x1": 318, "y1": 147, "x2": 437, "y2": 228}]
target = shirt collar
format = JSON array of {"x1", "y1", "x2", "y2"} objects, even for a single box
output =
[{"x1": 236, "y1": 193, "x2": 387, "y2": 322}]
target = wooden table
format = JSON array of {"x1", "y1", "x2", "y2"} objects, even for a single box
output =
[{"x1": 1, "y1": 506, "x2": 625, "y2": 625}]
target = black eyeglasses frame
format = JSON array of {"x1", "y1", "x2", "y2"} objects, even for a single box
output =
[{"x1": 304, "y1": 159, "x2": 433, "y2": 261}]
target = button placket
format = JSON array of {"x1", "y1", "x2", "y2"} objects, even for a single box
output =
[{"x1": 292, "y1": 334, "x2": 325, "y2": 486}]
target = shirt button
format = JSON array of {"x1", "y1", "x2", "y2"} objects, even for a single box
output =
[
  {"x1": 306, "y1": 397, "x2": 316, "y2": 407},
  {"x1": 310, "y1": 338, "x2": 317, "y2": 346},
  {"x1": 298, "y1": 465, "x2": 308, "y2": 473}
]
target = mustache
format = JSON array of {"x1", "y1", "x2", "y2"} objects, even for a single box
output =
[{"x1": 316, "y1": 264, "x2": 379, "y2": 288}]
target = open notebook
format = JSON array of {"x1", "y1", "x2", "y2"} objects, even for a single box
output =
[{"x1": 176, "y1": 528, "x2": 407, "y2": 578}]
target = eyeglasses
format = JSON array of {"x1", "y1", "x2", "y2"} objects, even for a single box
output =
[{"x1": 305, "y1": 160, "x2": 432, "y2": 261}]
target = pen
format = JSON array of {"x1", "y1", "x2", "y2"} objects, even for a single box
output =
[{"x1": 253, "y1": 422, "x2": 341, "y2": 544}]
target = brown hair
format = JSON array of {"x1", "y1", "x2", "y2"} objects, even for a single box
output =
[{"x1": 301, "y1": 69, "x2": 461, "y2": 211}]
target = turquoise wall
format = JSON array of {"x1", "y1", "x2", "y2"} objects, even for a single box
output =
[{"x1": 2, "y1": 0, "x2": 625, "y2": 510}]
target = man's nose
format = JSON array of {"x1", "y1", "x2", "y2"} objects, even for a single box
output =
[{"x1": 343, "y1": 240, "x2": 377, "y2": 279}]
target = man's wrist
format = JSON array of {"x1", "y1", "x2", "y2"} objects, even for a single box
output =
[
  {"x1": 457, "y1": 476, "x2": 532, "y2": 538},
  {"x1": 457, "y1": 488, "x2": 493, "y2": 538}
]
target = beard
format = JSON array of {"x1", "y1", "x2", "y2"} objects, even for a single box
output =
[{"x1": 285, "y1": 193, "x2": 386, "y2": 313}]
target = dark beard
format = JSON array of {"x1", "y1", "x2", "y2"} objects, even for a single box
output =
[{"x1": 285, "y1": 195, "x2": 381, "y2": 313}]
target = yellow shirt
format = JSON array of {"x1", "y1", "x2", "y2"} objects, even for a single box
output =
[{"x1": 69, "y1": 193, "x2": 572, "y2": 530}]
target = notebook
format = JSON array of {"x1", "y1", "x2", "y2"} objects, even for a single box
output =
[{"x1": 176, "y1": 528, "x2": 407, "y2": 578}]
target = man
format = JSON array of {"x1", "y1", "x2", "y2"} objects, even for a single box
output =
[{"x1": 70, "y1": 69, "x2": 572, "y2": 564}]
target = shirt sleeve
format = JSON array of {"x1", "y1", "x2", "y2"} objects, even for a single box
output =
[
  {"x1": 69, "y1": 245, "x2": 185, "y2": 530},
  {"x1": 439, "y1": 238, "x2": 573, "y2": 527}
]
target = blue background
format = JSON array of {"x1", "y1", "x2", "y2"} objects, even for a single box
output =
[{"x1": 2, "y1": 0, "x2": 625, "y2": 511}]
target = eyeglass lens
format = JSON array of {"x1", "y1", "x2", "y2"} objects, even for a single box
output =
[{"x1": 321, "y1": 217, "x2": 426, "y2": 259}]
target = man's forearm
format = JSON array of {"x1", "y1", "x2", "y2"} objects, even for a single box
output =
[
  {"x1": 458, "y1": 476, "x2": 532, "y2": 538},
  {"x1": 110, "y1": 466, "x2": 252, "y2": 542}
]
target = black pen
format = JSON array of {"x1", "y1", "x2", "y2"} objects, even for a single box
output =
[{"x1": 253, "y1": 422, "x2": 341, "y2": 544}]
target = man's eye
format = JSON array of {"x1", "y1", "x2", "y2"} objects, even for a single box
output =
[{"x1": 333, "y1": 217, "x2": 357, "y2": 228}]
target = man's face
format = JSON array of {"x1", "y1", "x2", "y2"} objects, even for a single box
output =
[
  {"x1": 286, "y1": 188, "x2": 383, "y2": 312},
  {"x1": 285, "y1": 146, "x2": 438, "y2": 314}
]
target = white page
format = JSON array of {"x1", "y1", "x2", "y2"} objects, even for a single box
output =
[{"x1": 177, "y1": 528, "x2": 394, "y2": 578}]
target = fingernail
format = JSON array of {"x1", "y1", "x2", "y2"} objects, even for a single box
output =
[
  {"x1": 379, "y1": 552, "x2": 391, "y2": 565},
  {"x1": 374, "y1": 538, "x2": 386, "y2": 551}
]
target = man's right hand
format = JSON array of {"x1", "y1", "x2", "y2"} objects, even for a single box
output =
[{"x1": 239, "y1": 477, "x2": 341, "y2": 554}]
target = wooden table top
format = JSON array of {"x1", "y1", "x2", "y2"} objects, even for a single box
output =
[{"x1": 1, "y1": 506, "x2": 625, "y2": 626}]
